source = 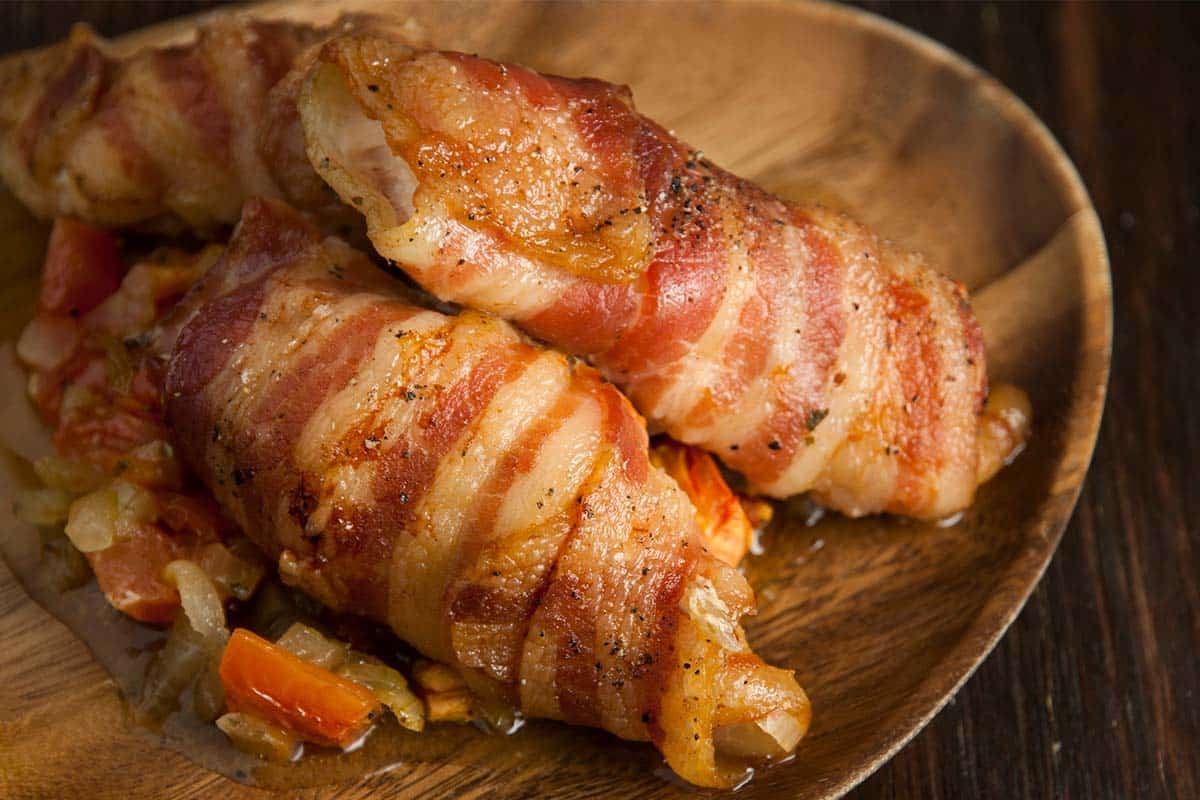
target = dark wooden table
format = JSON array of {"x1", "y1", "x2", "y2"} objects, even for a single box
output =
[{"x1": 1, "y1": 2, "x2": 1195, "y2": 798}]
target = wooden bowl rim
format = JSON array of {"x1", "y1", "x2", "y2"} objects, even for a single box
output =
[{"x1": 784, "y1": 2, "x2": 1113, "y2": 795}]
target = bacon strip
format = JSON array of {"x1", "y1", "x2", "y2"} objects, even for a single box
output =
[
  {"x1": 297, "y1": 36, "x2": 1030, "y2": 519},
  {"x1": 161, "y1": 198, "x2": 810, "y2": 787},
  {"x1": 0, "y1": 16, "x2": 388, "y2": 234},
  {"x1": 0, "y1": 21, "x2": 1029, "y2": 518}
]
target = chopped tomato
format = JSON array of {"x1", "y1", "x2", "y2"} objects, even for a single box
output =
[
  {"x1": 38, "y1": 218, "x2": 125, "y2": 317},
  {"x1": 86, "y1": 523, "x2": 181, "y2": 625},
  {"x1": 53, "y1": 406, "x2": 167, "y2": 470},
  {"x1": 220, "y1": 628, "x2": 382, "y2": 748}
]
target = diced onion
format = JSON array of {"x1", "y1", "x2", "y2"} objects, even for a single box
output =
[
  {"x1": 338, "y1": 659, "x2": 425, "y2": 732},
  {"x1": 113, "y1": 480, "x2": 157, "y2": 532},
  {"x1": 411, "y1": 660, "x2": 466, "y2": 693},
  {"x1": 33, "y1": 455, "x2": 105, "y2": 494},
  {"x1": 197, "y1": 540, "x2": 266, "y2": 602},
  {"x1": 275, "y1": 622, "x2": 348, "y2": 671},
  {"x1": 14, "y1": 487, "x2": 74, "y2": 526},
  {"x1": 64, "y1": 488, "x2": 118, "y2": 552},
  {"x1": 16, "y1": 314, "x2": 78, "y2": 371},
  {"x1": 216, "y1": 712, "x2": 302, "y2": 763},
  {"x1": 121, "y1": 440, "x2": 183, "y2": 490},
  {"x1": 424, "y1": 689, "x2": 474, "y2": 723},
  {"x1": 161, "y1": 560, "x2": 227, "y2": 644}
]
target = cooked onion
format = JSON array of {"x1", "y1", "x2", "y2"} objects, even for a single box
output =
[
  {"x1": 161, "y1": 560, "x2": 227, "y2": 644},
  {"x1": 338, "y1": 659, "x2": 425, "y2": 732},
  {"x1": 411, "y1": 660, "x2": 466, "y2": 693},
  {"x1": 16, "y1": 314, "x2": 78, "y2": 371},
  {"x1": 216, "y1": 712, "x2": 302, "y2": 763},
  {"x1": 40, "y1": 528, "x2": 93, "y2": 590},
  {"x1": 14, "y1": 487, "x2": 74, "y2": 526},
  {"x1": 423, "y1": 689, "x2": 475, "y2": 723},
  {"x1": 275, "y1": 622, "x2": 347, "y2": 671},
  {"x1": 191, "y1": 654, "x2": 226, "y2": 723},
  {"x1": 33, "y1": 455, "x2": 105, "y2": 494},
  {"x1": 121, "y1": 440, "x2": 183, "y2": 490},
  {"x1": 113, "y1": 480, "x2": 157, "y2": 533},
  {"x1": 198, "y1": 540, "x2": 266, "y2": 602},
  {"x1": 138, "y1": 617, "x2": 210, "y2": 723},
  {"x1": 64, "y1": 488, "x2": 118, "y2": 552}
]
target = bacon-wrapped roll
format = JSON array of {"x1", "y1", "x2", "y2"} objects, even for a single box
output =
[
  {"x1": 0, "y1": 16, "x2": 375, "y2": 234},
  {"x1": 160, "y1": 198, "x2": 810, "y2": 787},
  {"x1": 298, "y1": 37, "x2": 1031, "y2": 519}
]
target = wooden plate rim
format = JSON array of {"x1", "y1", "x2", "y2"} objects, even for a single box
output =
[{"x1": 790, "y1": 2, "x2": 1113, "y2": 795}]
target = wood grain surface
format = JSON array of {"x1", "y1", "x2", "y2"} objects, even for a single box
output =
[{"x1": 0, "y1": 2, "x2": 1180, "y2": 799}]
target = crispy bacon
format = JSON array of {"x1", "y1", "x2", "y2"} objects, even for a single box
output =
[
  {"x1": 161, "y1": 198, "x2": 809, "y2": 786},
  {"x1": 0, "y1": 16, "x2": 388, "y2": 234},
  {"x1": 297, "y1": 37, "x2": 1031, "y2": 519}
]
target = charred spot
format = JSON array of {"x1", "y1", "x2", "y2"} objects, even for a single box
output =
[
  {"x1": 288, "y1": 477, "x2": 320, "y2": 528},
  {"x1": 806, "y1": 408, "x2": 829, "y2": 431}
]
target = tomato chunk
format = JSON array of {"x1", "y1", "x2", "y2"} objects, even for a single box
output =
[
  {"x1": 39, "y1": 218, "x2": 124, "y2": 316},
  {"x1": 86, "y1": 523, "x2": 181, "y2": 625}
]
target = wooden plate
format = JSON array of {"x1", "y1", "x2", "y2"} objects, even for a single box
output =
[{"x1": 0, "y1": 1, "x2": 1111, "y2": 798}]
